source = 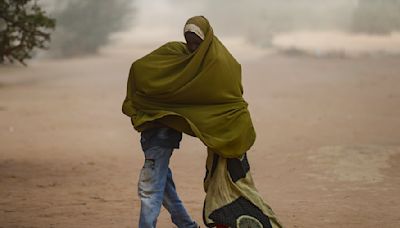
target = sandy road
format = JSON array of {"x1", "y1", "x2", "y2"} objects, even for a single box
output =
[{"x1": 0, "y1": 54, "x2": 399, "y2": 227}]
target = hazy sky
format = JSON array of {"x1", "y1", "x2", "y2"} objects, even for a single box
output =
[
  {"x1": 104, "y1": 0, "x2": 399, "y2": 58},
  {"x1": 42, "y1": 0, "x2": 400, "y2": 59}
]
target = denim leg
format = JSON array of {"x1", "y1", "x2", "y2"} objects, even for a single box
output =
[
  {"x1": 138, "y1": 146, "x2": 172, "y2": 228},
  {"x1": 162, "y1": 168, "x2": 198, "y2": 228}
]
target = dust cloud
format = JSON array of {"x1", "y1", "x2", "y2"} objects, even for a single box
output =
[
  {"x1": 40, "y1": 0, "x2": 135, "y2": 57},
  {"x1": 107, "y1": 0, "x2": 400, "y2": 59},
  {"x1": 35, "y1": 0, "x2": 400, "y2": 59}
]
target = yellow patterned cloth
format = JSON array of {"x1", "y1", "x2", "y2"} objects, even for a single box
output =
[{"x1": 203, "y1": 150, "x2": 283, "y2": 228}]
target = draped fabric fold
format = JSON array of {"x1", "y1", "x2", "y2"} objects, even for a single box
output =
[{"x1": 122, "y1": 16, "x2": 256, "y2": 158}]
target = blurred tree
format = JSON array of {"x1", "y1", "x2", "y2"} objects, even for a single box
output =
[
  {"x1": 50, "y1": 0, "x2": 134, "y2": 57},
  {"x1": 0, "y1": 0, "x2": 55, "y2": 65},
  {"x1": 352, "y1": 0, "x2": 400, "y2": 34}
]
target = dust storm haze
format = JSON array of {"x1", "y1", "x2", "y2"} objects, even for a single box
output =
[
  {"x1": 1, "y1": 1, "x2": 400, "y2": 228},
  {"x1": 39, "y1": 0, "x2": 400, "y2": 58}
]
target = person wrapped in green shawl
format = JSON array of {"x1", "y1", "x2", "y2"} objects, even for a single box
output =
[{"x1": 123, "y1": 16, "x2": 282, "y2": 228}]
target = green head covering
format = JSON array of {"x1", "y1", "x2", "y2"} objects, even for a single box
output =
[{"x1": 122, "y1": 16, "x2": 256, "y2": 158}]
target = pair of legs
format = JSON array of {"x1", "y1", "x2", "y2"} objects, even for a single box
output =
[{"x1": 138, "y1": 144, "x2": 198, "y2": 228}]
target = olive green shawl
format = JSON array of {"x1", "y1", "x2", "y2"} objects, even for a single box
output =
[{"x1": 122, "y1": 16, "x2": 256, "y2": 158}]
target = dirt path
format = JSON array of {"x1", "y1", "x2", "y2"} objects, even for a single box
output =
[{"x1": 1, "y1": 54, "x2": 399, "y2": 227}]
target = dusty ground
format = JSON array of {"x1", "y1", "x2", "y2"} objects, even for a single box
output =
[{"x1": 0, "y1": 53, "x2": 399, "y2": 228}]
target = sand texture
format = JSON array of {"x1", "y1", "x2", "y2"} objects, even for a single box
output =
[{"x1": 1, "y1": 54, "x2": 400, "y2": 228}]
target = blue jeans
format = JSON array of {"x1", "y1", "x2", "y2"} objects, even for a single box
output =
[{"x1": 138, "y1": 145, "x2": 198, "y2": 228}]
